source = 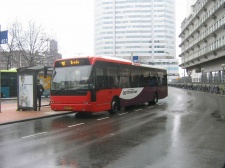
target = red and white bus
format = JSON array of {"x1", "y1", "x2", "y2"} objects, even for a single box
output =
[{"x1": 50, "y1": 56, "x2": 168, "y2": 114}]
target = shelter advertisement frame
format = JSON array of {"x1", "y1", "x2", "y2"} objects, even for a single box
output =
[
  {"x1": 17, "y1": 72, "x2": 37, "y2": 111},
  {"x1": 18, "y1": 75, "x2": 34, "y2": 108}
]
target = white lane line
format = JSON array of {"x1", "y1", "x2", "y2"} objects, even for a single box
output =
[
  {"x1": 118, "y1": 112, "x2": 128, "y2": 116},
  {"x1": 134, "y1": 109, "x2": 142, "y2": 111},
  {"x1": 148, "y1": 106, "x2": 154, "y2": 108},
  {"x1": 97, "y1": 117, "x2": 109, "y2": 121},
  {"x1": 68, "y1": 123, "x2": 85, "y2": 128},
  {"x1": 21, "y1": 132, "x2": 48, "y2": 139}
]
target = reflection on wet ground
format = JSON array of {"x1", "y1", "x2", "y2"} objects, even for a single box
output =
[
  {"x1": 1, "y1": 87, "x2": 225, "y2": 167},
  {"x1": 52, "y1": 110, "x2": 168, "y2": 168}
]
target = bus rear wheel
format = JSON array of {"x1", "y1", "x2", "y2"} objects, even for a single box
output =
[
  {"x1": 149, "y1": 92, "x2": 158, "y2": 105},
  {"x1": 108, "y1": 98, "x2": 119, "y2": 114}
]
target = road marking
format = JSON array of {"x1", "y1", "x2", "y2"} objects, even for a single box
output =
[
  {"x1": 97, "y1": 117, "x2": 109, "y2": 121},
  {"x1": 68, "y1": 123, "x2": 85, "y2": 128},
  {"x1": 21, "y1": 132, "x2": 48, "y2": 139},
  {"x1": 118, "y1": 112, "x2": 128, "y2": 116},
  {"x1": 135, "y1": 109, "x2": 142, "y2": 111},
  {"x1": 148, "y1": 106, "x2": 154, "y2": 108}
]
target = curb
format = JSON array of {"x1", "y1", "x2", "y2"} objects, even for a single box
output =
[{"x1": 0, "y1": 111, "x2": 76, "y2": 126}]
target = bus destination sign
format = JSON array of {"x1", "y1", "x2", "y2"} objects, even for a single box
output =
[{"x1": 55, "y1": 58, "x2": 90, "y2": 67}]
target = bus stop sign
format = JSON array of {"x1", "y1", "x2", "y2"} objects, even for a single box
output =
[
  {"x1": 0, "y1": 30, "x2": 8, "y2": 44},
  {"x1": 133, "y1": 56, "x2": 139, "y2": 62}
]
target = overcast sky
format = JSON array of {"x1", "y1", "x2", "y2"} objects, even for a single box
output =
[{"x1": 0, "y1": 0, "x2": 187, "y2": 59}]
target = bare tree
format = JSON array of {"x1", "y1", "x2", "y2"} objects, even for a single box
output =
[
  {"x1": 14, "y1": 20, "x2": 51, "y2": 66},
  {"x1": 0, "y1": 20, "x2": 57, "y2": 69}
]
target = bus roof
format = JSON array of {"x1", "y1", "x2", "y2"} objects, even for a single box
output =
[
  {"x1": 91, "y1": 55, "x2": 133, "y2": 65},
  {"x1": 55, "y1": 56, "x2": 166, "y2": 71},
  {"x1": 133, "y1": 63, "x2": 166, "y2": 70},
  {"x1": 94, "y1": 55, "x2": 132, "y2": 63},
  {"x1": 55, "y1": 55, "x2": 133, "y2": 65}
]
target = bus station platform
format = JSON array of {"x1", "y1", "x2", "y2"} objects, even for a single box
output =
[{"x1": 0, "y1": 98, "x2": 74, "y2": 125}]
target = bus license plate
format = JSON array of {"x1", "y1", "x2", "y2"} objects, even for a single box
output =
[{"x1": 64, "y1": 106, "x2": 73, "y2": 110}]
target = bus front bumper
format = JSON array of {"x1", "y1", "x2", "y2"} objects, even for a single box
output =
[{"x1": 50, "y1": 103, "x2": 92, "y2": 112}]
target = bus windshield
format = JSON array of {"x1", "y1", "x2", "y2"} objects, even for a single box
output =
[{"x1": 51, "y1": 65, "x2": 92, "y2": 91}]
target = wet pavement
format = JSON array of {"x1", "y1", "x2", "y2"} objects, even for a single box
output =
[
  {"x1": 0, "y1": 97, "x2": 74, "y2": 125},
  {"x1": 0, "y1": 87, "x2": 225, "y2": 168}
]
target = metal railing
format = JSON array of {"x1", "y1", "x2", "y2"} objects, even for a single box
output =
[
  {"x1": 169, "y1": 77, "x2": 225, "y2": 95},
  {"x1": 171, "y1": 76, "x2": 225, "y2": 85}
]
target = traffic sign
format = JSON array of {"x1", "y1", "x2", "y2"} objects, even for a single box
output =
[
  {"x1": 133, "y1": 56, "x2": 139, "y2": 62},
  {"x1": 0, "y1": 30, "x2": 8, "y2": 44}
]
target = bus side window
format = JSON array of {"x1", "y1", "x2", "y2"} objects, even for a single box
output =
[
  {"x1": 106, "y1": 63, "x2": 120, "y2": 89},
  {"x1": 119, "y1": 67, "x2": 130, "y2": 88},
  {"x1": 116, "y1": 75, "x2": 120, "y2": 88},
  {"x1": 96, "y1": 68, "x2": 105, "y2": 89},
  {"x1": 108, "y1": 76, "x2": 114, "y2": 88},
  {"x1": 139, "y1": 75, "x2": 144, "y2": 87},
  {"x1": 158, "y1": 76, "x2": 163, "y2": 86},
  {"x1": 163, "y1": 75, "x2": 167, "y2": 86},
  {"x1": 104, "y1": 75, "x2": 108, "y2": 88},
  {"x1": 152, "y1": 76, "x2": 158, "y2": 86},
  {"x1": 149, "y1": 76, "x2": 157, "y2": 87},
  {"x1": 130, "y1": 68, "x2": 137, "y2": 87},
  {"x1": 97, "y1": 76, "x2": 105, "y2": 88},
  {"x1": 132, "y1": 74, "x2": 139, "y2": 87}
]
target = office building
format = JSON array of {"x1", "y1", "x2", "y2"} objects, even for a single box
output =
[
  {"x1": 179, "y1": 0, "x2": 225, "y2": 83},
  {"x1": 94, "y1": 0, "x2": 179, "y2": 82}
]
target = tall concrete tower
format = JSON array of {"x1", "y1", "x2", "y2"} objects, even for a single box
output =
[{"x1": 94, "y1": 0, "x2": 179, "y2": 82}]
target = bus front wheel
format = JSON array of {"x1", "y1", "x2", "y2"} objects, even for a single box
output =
[{"x1": 108, "y1": 98, "x2": 119, "y2": 114}]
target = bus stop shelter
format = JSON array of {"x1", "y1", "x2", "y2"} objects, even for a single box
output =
[{"x1": 17, "y1": 65, "x2": 52, "y2": 111}]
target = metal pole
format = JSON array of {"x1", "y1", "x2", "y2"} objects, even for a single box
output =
[
  {"x1": 222, "y1": 67, "x2": 224, "y2": 83},
  {"x1": 223, "y1": 66, "x2": 225, "y2": 83},
  {"x1": 221, "y1": 64, "x2": 225, "y2": 83}
]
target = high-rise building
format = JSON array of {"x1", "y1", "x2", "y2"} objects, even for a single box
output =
[
  {"x1": 179, "y1": 0, "x2": 225, "y2": 83},
  {"x1": 186, "y1": 0, "x2": 198, "y2": 17},
  {"x1": 50, "y1": 40, "x2": 58, "y2": 53},
  {"x1": 94, "y1": 0, "x2": 179, "y2": 82}
]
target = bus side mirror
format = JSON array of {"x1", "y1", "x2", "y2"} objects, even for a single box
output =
[
  {"x1": 89, "y1": 84, "x2": 96, "y2": 90},
  {"x1": 44, "y1": 66, "x2": 52, "y2": 78}
]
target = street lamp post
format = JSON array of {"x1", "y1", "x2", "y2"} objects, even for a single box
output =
[
  {"x1": 201, "y1": 68, "x2": 204, "y2": 83},
  {"x1": 168, "y1": 61, "x2": 172, "y2": 83},
  {"x1": 222, "y1": 64, "x2": 225, "y2": 83}
]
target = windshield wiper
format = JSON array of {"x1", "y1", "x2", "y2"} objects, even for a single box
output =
[{"x1": 53, "y1": 88, "x2": 65, "y2": 94}]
